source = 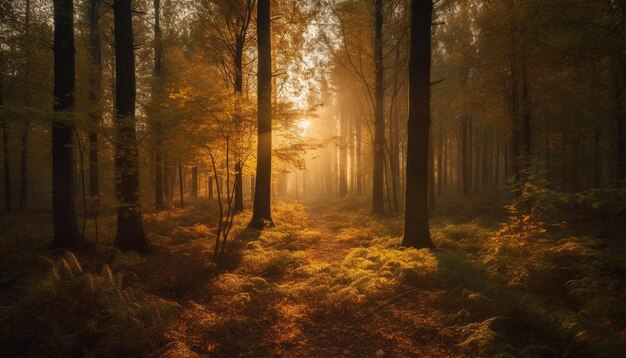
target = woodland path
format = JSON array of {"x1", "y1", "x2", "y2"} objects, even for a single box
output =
[{"x1": 163, "y1": 200, "x2": 461, "y2": 358}]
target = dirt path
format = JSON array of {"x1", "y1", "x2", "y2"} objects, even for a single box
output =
[{"x1": 164, "y1": 201, "x2": 460, "y2": 357}]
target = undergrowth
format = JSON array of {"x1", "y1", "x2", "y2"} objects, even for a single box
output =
[
  {"x1": 1, "y1": 198, "x2": 624, "y2": 357},
  {"x1": 0, "y1": 252, "x2": 180, "y2": 357}
]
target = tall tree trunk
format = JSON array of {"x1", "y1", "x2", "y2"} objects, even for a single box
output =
[
  {"x1": 372, "y1": 0, "x2": 385, "y2": 214},
  {"x1": 403, "y1": 0, "x2": 435, "y2": 249},
  {"x1": 250, "y1": 0, "x2": 274, "y2": 228},
  {"x1": 179, "y1": 162, "x2": 184, "y2": 207},
  {"x1": 356, "y1": 115, "x2": 363, "y2": 195},
  {"x1": 234, "y1": 37, "x2": 245, "y2": 213},
  {"x1": 87, "y1": 0, "x2": 101, "y2": 204},
  {"x1": 428, "y1": 133, "x2": 435, "y2": 212},
  {"x1": 113, "y1": 0, "x2": 147, "y2": 251},
  {"x1": 1, "y1": 120, "x2": 8, "y2": 213},
  {"x1": 52, "y1": 0, "x2": 81, "y2": 248},
  {"x1": 391, "y1": 101, "x2": 400, "y2": 210},
  {"x1": 442, "y1": 135, "x2": 448, "y2": 192},
  {"x1": 615, "y1": 68, "x2": 625, "y2": 183},
  {"x1": 437, "y1": 120, "x2": 443, "y2": 197},
  {"x1": 191, "y1": 166, "x2": 198, "y2": 197},
  {"x1": 494, "y1": 137, "x2": 500, "y2": 191},
  {"x1": 593, "y1": 127, "x2": 601, "y2": 188},
  {"x1": 19, "y1": 0, "x2": 32, "y2": 211},
  {"x1": 461, "y1": 117, "x2": 471, "y2": 195},
  {"x1": 339, "y1": 111, "x2": 348, "y2": 197},
  {"x1": 209, "y1": 176, "x2": 214, "y2": 199},
  {"x1": 154, "y1": 0, "x2": 165, "y2": 210},
  {"x1": 521, "y1": 56, "x2": 532, "y2": 177},
  {"x1": 0, "y1": 61, "x2": 10, "y2": 213}
]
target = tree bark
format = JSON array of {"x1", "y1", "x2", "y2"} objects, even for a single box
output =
[
  {"x1": 209, "y1": 176, "x2": 214, "y2": 199},
  {"x1": 249, "y1": 0, "x2": 274, "y2": 228},
  {"x1": 356, "y1": 115, "x2": 363, "y2": 195},
  {"x1": 0, "y1": 60, "x2": 10, "y2": 213},
  {"x1": 521, "y1": 56, "x2": 532, "y2": 177},
  {"x1": 179, "y1": 162, "x2": 184, "y2": 207},
  {"x1": 461, "y1": 117, "x2": 471, "y2": 195},
  {"x1": 87, "y1": 0, "x2": 101, "y2": 203},
  {"x1": 615, "y1": 67, "x2": 625, "y2": 183},
  {"x1": 234, "y1": 35, "x2": 245, "y2": 213},
  {"x1": 19, "y1": 0, "x2": 32, "y2": 212},
  {"x1": 154, "y1": 0, "x2": 165, "y2": 210},
  {"x1": 339, "y1": 111, "x2": 348, "y2": 197},
  {"x1": 372, "y1": 0, "x2": 385, "y2": 214},
  {"x1": 402, "y1": 0, "x2": 435, "y2": 249},
  {"x1": 428, "y1": 133, "x2": 435, "y2": 212},
  {"x1": 1, "y1": 119, "x2": 8, "y2": 213},
  {"x1": 52, "y1": 0, "x2": 81, "y2": 248},
  {"x1": 437, "y1": 120, "x2": 443, "y2": 197},
  {"x1": 113, "y1": 0, "x2": 148, "y2": 251},
  {"x1": 191, "y1": 166, "x2": 198, "y2": 197}
]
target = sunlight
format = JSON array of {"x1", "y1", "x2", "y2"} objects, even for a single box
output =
[{"x1": 298, "y1": 119, "x2": 311, "y2": 136}]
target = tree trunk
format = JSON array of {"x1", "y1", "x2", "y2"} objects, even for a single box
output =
[
  {"x1": 234, "y1": 36, "x2": 245, "y2": 213},
  {"x1": 521, "y1": 56, "x2": 532, "y2": 177},
  {"x1": 339, "y1": 112, "x2": 348, "y2": 197},
  {"x1": 87, "y1": 0, "x2": 101, "y2": 204},
  {"x1": 19, "y1": 0, "x2": 32, "y2": 212},
  {"x1": 510, "y1": 57, "x2": 521, "y2": 182},
  {"x1": 154, "y1": 0, "x2": 165, "y2": 210},
  {"x1": 191, "y1": 166, "x2": 198, "y2": 197},
  {"x1": 615, "y1": 68, "x2": 625, "y2": 183},
  {"x1": 250, "y1": 175, "x2": 255, "y2": 201},
  {"x1": 113, "y1": 0, "x2": 147, "y2": 252},
  {"x1": 19, "y1": 119, "x2": 29, "y2": 211},
  {"x1": 461, "y1": 117, "x2": 471, "y2": 195},
  {"x1": 428, "y1": 133, "x2": 435, "y2": 212},
  {"x1": 356, "y1": 115, "x2": 363, "y2": 195},
  {"x1": 52, "y1": 0, "x2": 81, "y2": 248},
  {"x1": 179, "y1": 162, "x2": 184, "y2": 207},
  {"x1": 0, "y1": 63, "x2": 10, "y2": 213},
  {"x1": 402, "y1": 0, "x2": 435, "y2": 249},
  {"x1": 437, "y1": 120, "x2": 443, "y2": 197},
  {"x1": 250, "y1": 0, "x2": 274, "y2": 228},
  {"x1": 209, "y1": 176, "x2": 214, "y2": 199},
  {"x1": 372, "y1": 0, "x2": 385, "y2": 214}
]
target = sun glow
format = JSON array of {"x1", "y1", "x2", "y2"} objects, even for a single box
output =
[{"x1": 298, "y1": 119, "x2": 311, "y2": 136}]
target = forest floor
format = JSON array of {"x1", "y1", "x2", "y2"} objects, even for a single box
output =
[{"x1": 1, "y1": 197, "x2": 625, "y2": 357}]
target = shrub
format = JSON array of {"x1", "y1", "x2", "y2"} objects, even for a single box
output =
[{"x1": 0, "y1": 253, "x2": 179, "y2": 357}]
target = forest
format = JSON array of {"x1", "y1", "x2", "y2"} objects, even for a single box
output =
[{"x1": 0, "y1": 0, "x2": 625, "y2": 357}]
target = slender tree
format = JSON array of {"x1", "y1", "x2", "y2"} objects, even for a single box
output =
[
  {"x1": 153, "y1": 0, "x2": 165, "y2": 210},
  {"x1": 249, "y1": 0, "x2": 274, "y2": 229},
  {"x1": 402, "y1": 0, "x2": 435, "y2": 249},
  {"x1": 113, "y1": 0, "x2": 148, "y2": 251},
  {"x1": 87, "y1": 0, "x2": 102, "y2": 202},
  {"x1": 52, "y1": 0, "x2": 81, "y2": 248},
  {"x1": 232, "y1": 0, "x2": 255, "y2": 213},
  {"x1": 372, "y1": 0, "x2": 385, "y2": 214},
  {"x1": 0, "y1": 53, "x2": 10, "y2": 213},
  {"x1": 19, "y1": 0, "x2": 32, "y2": 211},
  {"x1": 201, "y1": 0, "x2": 256, "y2": 213}
]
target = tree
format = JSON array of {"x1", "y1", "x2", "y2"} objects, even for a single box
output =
[
  {"x1": 153, "y1": 0, "x2": 165, "y2": 210},
  {"x1": 199, "y1": 0, "x2": 256, "y2": 213},
  {"x1": 402, "y1": 0, "x2": 435, "y2": 249},
  {"x1": 372, "y1": 0, "x2": 385, "y2": 214},
  {"x1": 113, "y1": 0, "x2": 148, "y2": 252},
  {"x1": 87, "y1": 0, "x2": 102, "y2": 204},
  {"x1": 0, "y1": 52, "x2": 9, "y2": 213},
  {"x1": 249, "y1": 0, "x2": 274, "y2": 229},
  {"x1": 52, "y1": 0, "x2": 81, "y2": 248},
  {"x1": 19, "y1": 0, "x2": 32, "y2": 212}
]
